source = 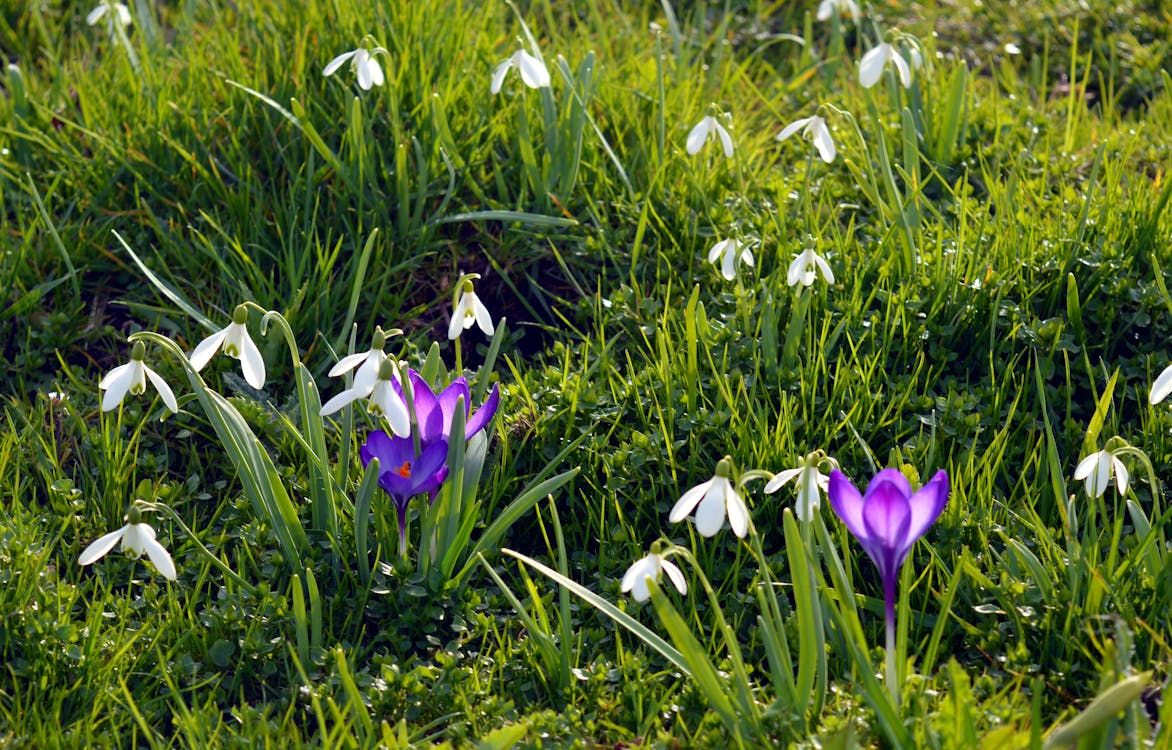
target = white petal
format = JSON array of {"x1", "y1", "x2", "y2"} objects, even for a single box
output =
[
  {"x1": 449, "y1": 293, "x2": 471, "y2": 339},
  {"x1": 143, "y1": 536, "x2": 177, "y2": 581},
  {"x1": 189, "y1": 327, "x2": 228, "y2": 372},
  {"x1": 516, "y1": 51, "x2": 550, "y2": 89},
  {"x1": 891, "y1": 49, "x2": 913, "y2": 87},
  {"x1": 859, "y1": 44, "x2": 888, "y2": 88},
  {"x1": 764, "y1": 467, "x2": 803, "y2": 494},
  {"x1": 372, "y1": 382, "x2": 411, "y2": 437},
  {"x1": 78, "y1": 525, "x2": 127, "y2": 565},
  {"x1": 355, "y1": 51, "x2": 373, "y2": 90},
  {"x1": 115, "y1": 4, "x2": 131, "y2": 25},
  {"x1": 725, "y1": 486, "x2": 750, "y2": 537},
  {"x1": 87, "y1": 5, "x2": 108, "y2": 25},
  {"x1": 796, "y1": 477, "x2": 821, "y2": 522},
  {"x1": 714, "y1": 121, "x2": 734, "y2": 158},
  {"x1": 1113, "y1": 458, "x2": 1129, "y2": 495},
  {"x1": 1091, "y1": 455, "x2": 1110, "y2": 498},
  {"x1": 621, "y1": 555, "x2": 658, "y2": 598},
  {"x1": 708, "y1": 240, "x2": 728, "y2": 264},
  {"x1": 812, "y1": 121, "x2": 836, "y2": 163},
  {"x1": 740, "y1": 246, "x2": 754, "y2": 268},
  {"x1": 237, "y1": 331, "x2": 266, "y2": 390},
  {"x1": 490, "y1": 60, "x2": 512, "y2": 94},
  {"x1": 365, "y1": 56, "x2": 385, "y2": 87},
  {"x1": 319, "y1": 386, "x2": 364, "y2": 416},
  {"x1": 693, "y1": 481, "x2": 727, "y2": 537},
  {"x1": 777, "y1": 116, "x2": 812, "y2": 142},
  {"x1": 323, "y1": 49, "x2": 358, "y2": 77},
  {"x1": 669, "y1": 478, "x2": 712, "y2": 523},
  {"x1": 686, "y1": 117, "x2": 712, "y2": 155},
  {"x1": 1073, "y1": 452, "x2": 1099, "y2": 480},
  {"x1": 99, "y1": 362, "x2": 132, "y2": 389},
  {"x1": 100, "y1": 367, "x2": 134, "y2": 411},
  {"x1": 1151, "y1": 365, "x2": 1172, "y2": 404},
  {"x1": 721, "y1": 244, "x2": 737, "y2": 280},
  {"x1": 473, "y1": 295, "x2": 495, "y2": 336},
  {"x1": 119, "y1": 522, "x2": 154, "y2": 558},
  {"x1": 660, "y1": 558, "x2": 687, "y2": 596},
  {"x1": 145, "y1": 366, "x2": 179, "y2": 414},
  {"x1": 816, "y1": 0, "x2": 833, "y2": 20},
  {"x1": 814, "y1": 252, "x2": 835, "y2": 283},
  {"x1": 786, "y1": 253, "x2": 805, "y2": 287},
  {"x1": 329, "y1": 351, "x2": 369, "y2": 378}
]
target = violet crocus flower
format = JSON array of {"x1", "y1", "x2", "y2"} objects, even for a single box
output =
[
  {"x1": 397, "y1": 370, "x2": 500, "y2": 445},
  {"x1": 361, "y1": 430, "x2": 450, "y2": 555},
  {"x1": 828, "y1": 468, "x2": 948, "y2": 702}
]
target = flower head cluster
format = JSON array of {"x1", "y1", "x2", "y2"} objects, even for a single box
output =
[
  {"x1": 100, "y1": 341, "x2": 178, "y2": 414},
  {"x1": 321, "y1": 357, "x2": 411, "y2": 436},
  {"x1": 828, "y1": 468, "x2": 948, "y2": 607},
  {"x1": 449, "y1": 277, "x2": 495, "y2": 340},
  {"x1": 1074, "y1": 442, "x2": 1129, "y2": 498},
  {"x1": 708, "y1": 238, "x2": 754, "y2": 281},
  {"x1": 787, "y1": 247, "x2": 835, "y2": 287},
  {"x1": 78, "y1": 504, "x2": 176, "y2": 581},
  {"x1": 777, "y1": 113, "x2": 836, "y2": 163},
  {"x1": 859, "y1": 41, "x2": 920, "y2": 89},
  {"x1": 817, "y1": 0, "x2": 859, "y2": 22},
  {"x1": 669, "y1": 457, "x2": 749, "y2": 538},
  {"x1": 189, "y1": 304, "x2": 266, "y2": 390},
  {"x1": 87, "y1": 1, "x2": 131, "y2": 33},
  {"x1": 621, "y1": 548, "x2": 687, "y2": 602},
  {"x1": 765, "y1": 451, "x2": 834, "y2": 521},
  {"x1": 687, "y1": 114, "x2": 734, "y2": 158},
  {"x1": 324, "y1": 44, "x2": 386, "y2": 90},
  {"x1": 491, "y1": 48, "x2": 551, "y2": 93}
]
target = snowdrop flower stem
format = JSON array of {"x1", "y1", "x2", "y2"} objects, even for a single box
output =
[
  {"x1": 255, "y1": 306, "x2": 302, "y2": 367},
  {"x1": 136, "y1": 500, "x2": 257, "y2": 593}
]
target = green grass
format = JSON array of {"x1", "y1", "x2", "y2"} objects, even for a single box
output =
[{"x1": 3, "y1": 0, "x2": 1172, "y2": 746}]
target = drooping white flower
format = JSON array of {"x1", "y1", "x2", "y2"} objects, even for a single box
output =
[
  {"x1": 1151, "y1": 364, "x2": 1172, "y2": 405},
  {"x1": 817, "y1": 0, "x2": 860, "y2": 22},
  {"x1": 765, "y1": 458, "x2": 831, "y2": 521},
  {"x1": 686, "y1": 115, "x2": 734, "y2": 158},
  {"x1": 621, "y1": 551, "x2": 687, "y2": 602},
  {"x1": 1074, "y1": 447, "x2": 1129, "y2": 498},
  {"x1": 490, "y1": 48, "x2": 551, "y2": 94},
  {"x1": 786, "y1": 248, "x2": 835, "y2": 287},
  {"x1": 859, "y1": 42, "x2": 914, "y2": 89},
  {"x1": 329, "y1": 327, "x2": 390, "y2": 393},
  {"x1": 86, "y1": 1, "x2": 131, "y2": 32},
  {"x1": 78, "y1": 508, "x2": 176, "y2": 581},
  {"x1": 448, "y1": 280, "x2": 495, "y2": 340},
  {"x1": 669, "y1": 458, "x2": 749, "y2": 538},
  {"x1": 99, "y1": 341, "x2": 178, "y2": 414},
  {"x1": 188, "y1": 305, "x2": 265, "y2": 390},
  {"x1": 776, "y1": 113, "x2": 836, "y2": 163},
  {"x1": 708, "y1": 238, "x2": 754, "y2": 281},
  {"x1": 323, "y1": 45, "x2": 386, "y2": 90},
  {"x1": 320, "y1": 357, "x2": 410, "y2": 437}
]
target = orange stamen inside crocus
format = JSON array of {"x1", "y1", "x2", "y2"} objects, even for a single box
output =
[{"x1": 396, "y1": 461, "x2": 412, "y2": 478}]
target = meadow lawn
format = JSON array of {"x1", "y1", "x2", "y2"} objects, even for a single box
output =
[{"x1": 3, "y1": 0, "x2": 1172, "y2": 747}]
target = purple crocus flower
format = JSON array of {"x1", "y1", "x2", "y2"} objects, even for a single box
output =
[
  {"x1": 828, "y1": 468, "x2": 948, "y2": 702},
  {"x1": 360, "y1": 430, "x2": 449, "y2": 554},
  {"x1": 396, "y1": 370, "x2": 500, "y2": 445}
]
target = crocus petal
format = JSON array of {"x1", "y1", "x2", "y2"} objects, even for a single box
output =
[
  {"x1": 145, "y1": 366, "x2": 179, "y2": 414},
  {"x1": 860, "y1": 478, "x2": 913, "y2": 575},
  {"x1": 237, "y1": 331, "x2": 266, "y2": 390},
  {"x1": 660, "y1": 558, "x2": 688, "y2": 596},
  {"x1": 686, "y1": 117, "x2": 712, "y2": 155},
  {"x1": 516, "y1": 51, "x2": 551, "y2": 88},
  {"x1": 78, "y1": 525, "x2": 127, "y2": 566},
  {"x1": 903, "y1": 470, "x2": 949, "y2": 551},
  {"x1": 189, "y1": 328, "x2": 229, "y2": 372},
  {"x1": 812, "y1": 121, "x2": 836, "y2": 163},
  {"x1": 406, "y1": 371, "x2": 443, "y2": 442},
  {"x1": 777, "y1": 116, "x2": 812, "y2": 142},
  {"x1": 1151, "y1": 365, "x2": 1172, "y2": 404},
  {"x1": 464, "y1": 384, "x2": 500, "y2": 439},
  {"x1": 100, "y1": 365, "x2": 134, "y2": 411},
  {"x1": 693, "y1": 481, "x2": 727, "y2": 537},
  {"x1": 490, "y1": 60, "x2": 512, "y2": 94},
  {"x1": 434, "y1": 377, "x2": 470, "y2": 439},
  {"x1": 724, "y1": 483, "x2": 750, "y2": 537},
  {"x1": 142, "y1": 535, "x2": 177, "y2": 580},
  {"x1": 323, "y1": 49, "x2": 358, "y2": 77},
  {"x1": 764, "y1": 467, "x2": 803, "y2": 494},
  {"x1": 858, "y1": 44, "x2": 888, "y2": 88},
  {"x1": 714, "y1": 121, "x2": 734, "y2": 158},
  {"x1": 828, "y1": 470, "x2": 868, "y2": 542},
  {"x1": 360, "y1": 430, "x2": 402, "y2": 470},
  {"x1": 669, "y1": 478, "x2": 712, "y2": 523}
]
